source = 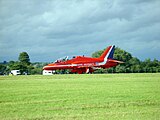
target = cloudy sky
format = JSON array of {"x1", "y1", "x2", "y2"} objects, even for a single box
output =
[{"x1": 0, "y1": 0, "x2": 160, "y2": 62}]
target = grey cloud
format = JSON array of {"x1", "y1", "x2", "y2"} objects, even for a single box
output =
[{"x1": 0, "y1": 0, "x2": 160, "y2": 62}]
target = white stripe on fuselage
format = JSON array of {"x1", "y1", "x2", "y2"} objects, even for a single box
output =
[
  {"x1": 98, "y1": 45, "x2": 113, "y2": 66},
  {"x1": 43, "y1": 64, "x2": 77, "y2": 69}
]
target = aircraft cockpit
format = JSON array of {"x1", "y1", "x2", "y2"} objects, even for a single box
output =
[
  {"x1": 54, "y1": 55, "x2": 83, "y2": 63},
  {"x1": 54, "y1": 56, "x2": 69, "y2": 63}
]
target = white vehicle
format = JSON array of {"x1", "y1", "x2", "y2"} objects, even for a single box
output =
[
  {"x1": 43, "y1": 70, "x2": 55, "y2": 75},
  {"x1": 10, "y1": 70, "x2": 21, "y2": 75}
]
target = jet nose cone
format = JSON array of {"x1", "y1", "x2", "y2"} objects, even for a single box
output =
[
  {"x1": 43, "y1": 63, "x2": 57, "y2": 70},
  {"x1": 43, "y1": 66, "x2": 48, "y2": 70}
]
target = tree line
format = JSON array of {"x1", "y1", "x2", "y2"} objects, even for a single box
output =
[
  {"x1": 0, "y1": 47, "x2": 160, "y2": 75},
  {"x1": 0, "y1": 52, "x2": 47, "y2": 75}
]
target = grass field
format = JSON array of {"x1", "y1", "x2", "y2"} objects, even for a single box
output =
[{"x1": 0, "y1": 73, "x2": 160, "y2": 120}]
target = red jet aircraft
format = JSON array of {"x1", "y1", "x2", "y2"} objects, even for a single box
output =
[{"x1": 43, "y1": 45, "x2": 123, "y2": 74}]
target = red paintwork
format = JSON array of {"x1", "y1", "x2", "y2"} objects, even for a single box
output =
[{"x1": 43, "y1": 45, "x2": 123, "y2": 74}]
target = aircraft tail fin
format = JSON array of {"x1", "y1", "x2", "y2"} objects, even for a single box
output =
[{"x1": 100, "y1": 45, "x2": 115, "y2": 60}]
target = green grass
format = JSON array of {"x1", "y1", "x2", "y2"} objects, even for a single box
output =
[{"x1": 0, "y1": 73, "x2": 160, "y2": 120}]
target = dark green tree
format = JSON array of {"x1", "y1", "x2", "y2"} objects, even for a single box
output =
[
  {"x1": 18, "y1": 52, "x2": 30, "y2": 65},
  {"x1": 129, "y1": 57, "x2": 141, "y2": 73},
  {"x1": 0, "y1": 64, "x2": 6, "y2": 75},
  {"x1": 17, "y1": 52, "x2": 31, "y2": 74},
  {"x1": 30, "y1": 67, "x2": 42, "y2": 75},
  {"x1": 92, "y1": 50, "x2": 104, "y2": 58},
  {"x1": 113, "y1": 47, "x2": 132, "y2": 62},
  {"x1": 141, "y1": 58, "x2": 160, "y2": 73}
]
